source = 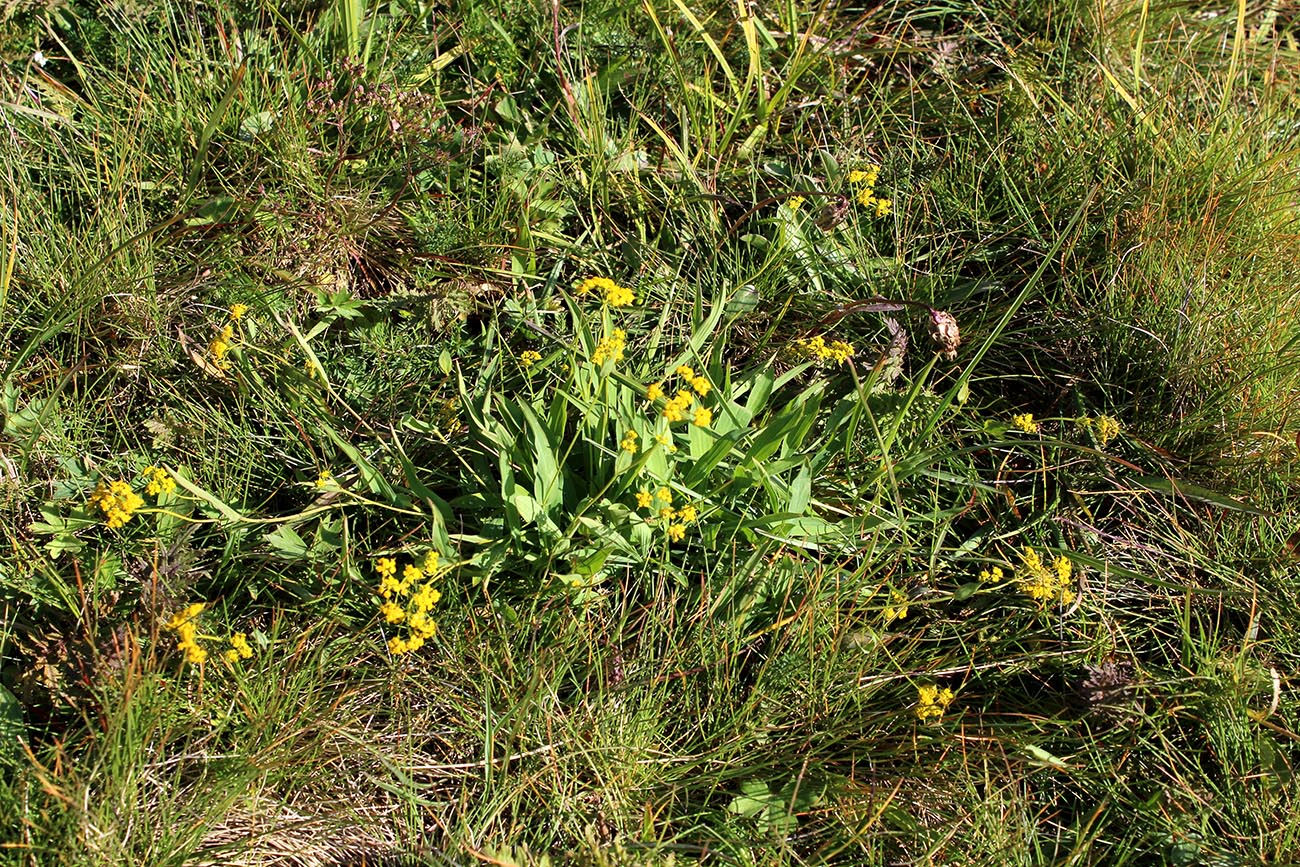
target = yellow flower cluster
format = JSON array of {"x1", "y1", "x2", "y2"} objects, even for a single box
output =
[
  {"x1": 209, "y1": 322, "x2": 235, "y2": 370},
  {"x1": 883, "y1": 590, "x2": 909, "y2": 622},
  {"x1": 978, "y1": 565, "x2": 1005, "y2": 583},
  {"x1": 793, "y1": 335, "x2": 855, "y2": 366},
  {"x1": 377, "y1": 553, "x2": 442, "y2": 655},
  {"x1": 661, "y1": 391, "x2": 692, "y2": 422},
  {"x1": 165, "y1": 602, "x2": 208, "y2": 665},
  {"x1": 519, "y1": 349, "x2": 542, "y2": 368},
  {"x1": 89, "y1": 480, "x2": 145, "y2": 529},
  {"x1": 591, "y1": 328, "x2": 627, "y2": 366},
  {"x1": 314, "y1": 469, "x2": 333, "y2": 488},
  {"x1": 915, "y1": 684, "x2": 956, "y2": 722},
  {"x1": 635, "y1": 488, "x2": 699, "y2": 542},
  {"x1": 1011, "y1": 413, "x2": 1039, "y2": 434},
  {"x1": 647, "y1": 366, "x2": 714, "y2": 427},
  {"x1": 620, "y1": 429, "x2": 639, "y2": 454},
  {"x1": 222, "y1": 632, "x2": 253, "y2": 664},
  {"x1": 786, "y1": 195, "x2": 806, "y2": 211},
  {"x1": 143, "y1": 465, "x2": 175, "y2": 497},
  {"x1": 576, "y1": 276, "x2": 635, "y2": 308},
  {"x1": 208, "y1": 305, "x2": 250, "y2": 369},
  {"x1": 850, "y1": 165, "x2": 891, "y2": 217},
  {"x1": 1016, "y1": 547, "x2": 1076, "y2": 607},
  {"x1": 1079, "y1": 415, "x2": 1121, "y2": 446}
]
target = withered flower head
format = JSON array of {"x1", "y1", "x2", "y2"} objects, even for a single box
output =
[
  {"x1": 1078, "y1": 661, "x2": 1135, "y2": 712},
  {"x1": 927, "y1": 309, "x2": 960, "y2": 361}
]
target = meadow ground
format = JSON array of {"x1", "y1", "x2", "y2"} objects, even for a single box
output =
[{"x1": 1, "y1": 0, "x2": 1299, "y2": 864}]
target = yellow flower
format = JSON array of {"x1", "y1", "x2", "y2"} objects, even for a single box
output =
[
  {"x1": 231, "y1": 632, "x2": 253, "y2": 658},
  {"x1": 381, "y1": 601, "x2": 406, "y2": 624},
  {"x1": 408, "y1": 611, "x2": 437, "y2": 638},
  {"x1": 412, "y1": 583, "x2": 442, "y2": 612},
  {"x1": 662, "y1": 391, "x2": 693, "y2": 422},
  {"x1": 690, "y1": 376, "x2": 711, "y2": 397},
  {"x1": 855, "y1": 188, "x2": 876, "y2": 208},
  {"x1": 375, "y1": 557, "x2": 398, "y2": 579},
  {"x1": 143, "y1": 466, "x2": 175, "y2": 498},
  {"x1": 90, "y1": 480, "x2": 145, "y2": 529},
  {"x1": 182, "y1": 641, "x2": 208, "y2": 665},
  {"x1": 848, "y1": 166, "x2": 880, "y2": 185},
  {"x1": 576, "y1": 276, "x2": 633, "y2": 307},
  {"x1": 591, "y1": 328, "x2": 627, "y2": 366},
  {"x1": 387, "y1": 635, "x2": 409, "y2": 655},
  {"x1": 620, "y1": 430, "x2": 639, "y2": 454},
  {"x1": 399, "y1": 564, "x2": 423, "y2": 594},
  {"x1": 656, "y1": 487, "x2": 672, "y2": 504},
  {"x1": 675, "y1": 365, "x2": 695, "y2": 380},
  {"x1": 314, "y1": 470, "x2": 332, "y2": 488},
  {"x1": 795, "y1": 335, "x2": 826, "y2": 359},
  {"x1": 636, "y1": 490, "x2": 654, "y2": 508},
  {"x1": 654, "y1": 431, "x2": 674, "y2": 451},
  {"x1": 915, "y1": 684, "x2": 955, "y2": 722},
  {"x1": 605, "y1": 283, "x2": 635, "y2": 307},
  {"x1": 1095, "y1": 415, "x2": 1121, "y2": 446},
  {"x1": 666, "y1": 523, "x2": 687, "y2": 542},
  {"x1": 519, "y1": 350, "x2": 542, "y2": 368},
  {"x1": 576, "y1": 276, "x2": 616, "y2": 296},
  {"x1": 793, "y1": 335, "x2": 855, "y2": 366},
  {"x1": 173, "y1": 620, "x2": 197, "y2": 646},
  {"x1": 884, "y1": 590, "x2": 909, "y2": 623},
  {"x1": 1011, "y1": 413, "x2": 1039, "y2": 434},
  {"x1": 659, "y1": 507, "x2": 675, "y2": 522},
  {"x1": 1015, "y1": 547, "x2": 1077, "y2": 607},
  {"x1": 209, "y1": 338, "x2": 231, "y2": 368},
  {"x1": 646, "y1": 382, "x2": 664, "y2": 401},
  {"x1": 874, "y1": 198, "x2": 892, "y2": 217},
  {"x1": 692, "y1": 407, "x2": 712, "y2": 428},
  {"x1": 978, "y1": 565, "x2": 1005, "y2": 583},
  {"x1": 223, "y1": 632, "x2": 253, "y2": 663},
  {"x1": 826, "y1": 340, "x2": 855, "y2": 364},
  {"x1": 675, "y1": 504, "x2": 697, "y2": 523},
  {"x1": 786, "y1": 195, "x2": 806, "y2": 211},
  {"x1": 228, "y1": 303, "x2": 249, "y2": 321},
  {"x1": 423, "y1": 549, "x2": 440, "y2": 573},
  {"x1": 165, "y1": 602, "x2": 206, "y2": 632}
]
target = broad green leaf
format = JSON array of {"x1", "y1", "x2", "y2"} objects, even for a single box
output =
[
  {"x1": 787, "y1": 460, "x2": 812, "y2": 514},
  {"x1": 510, "y1": 490, "x2": 540, "y2": 524},
  {"x1": 264, "y1": 524, "x2": 309, "y2": 560},
  {"x1": 238, "y1": 110, "x2": 275, "y2": 139},
  {"x1": 513, "y1": 399, "x2": 562, "y2": 511},
  {"x1": 169, "y1": 470, "x2": 246, "y2": 524}
]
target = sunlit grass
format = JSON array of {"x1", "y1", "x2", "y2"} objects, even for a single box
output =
[{"x1": 1, "y1": 0, "x2": 1298, "y2": 865}]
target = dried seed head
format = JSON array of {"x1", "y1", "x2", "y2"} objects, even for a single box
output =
[
  {"x1": 927, "y1": 309, "x2": 960, "y2": 360},
  {"x1": 1078, "y1": 661, "x2": 1135, "y2": 708}
]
